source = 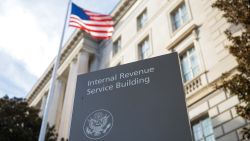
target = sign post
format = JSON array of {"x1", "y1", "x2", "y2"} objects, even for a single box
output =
[{"x1": 69, "y1": 53, "x2": 192, "y2": 141}]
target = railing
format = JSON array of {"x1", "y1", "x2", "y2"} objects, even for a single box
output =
[{"x1": 184, "y1": 74, "x2": 203, "y2": 95}]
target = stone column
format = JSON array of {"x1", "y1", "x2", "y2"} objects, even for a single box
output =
[
  {"x1": 55, "y1": 78, "x2": 67, "y2": 131},
  {"x1": 77, "y1": 51, "x2": 90, "y2": 74},
  {"x1": 39, "y1": 95, "x2": 47, "y2": 117},
  {"x1": 58, "y1": 58, "x2": 78, "y2": 140},
  {"x1": 47, "y1": 78, "x2": 66, "y2": 128},
  {"x1": 58, "y1": 51, "x2": 89, "y2": 139}
]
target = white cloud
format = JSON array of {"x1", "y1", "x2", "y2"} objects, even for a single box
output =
[
  {"x1": 76, "y1": 0, "x2": 121, "y2": 14},
  {"x1": 0, "y1": 0, "x2": 62, "y2": 77},
  {"x1": 0, "y1": 50, "x2": 37, "y2": 97}
]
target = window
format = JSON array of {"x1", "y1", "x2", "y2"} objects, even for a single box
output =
[
  {"x1": 113, "y1": 37, "x2": 121, "y2": 56},
  {"x1": 171, "y1": 2, "x2": 190, "y2": 31},
  {"x1": 137, "y1": 9, "x2": 147, "y2": 30},
  {"x1": 192, "y1": 117, "x2": 215, "y2": 141},
  {"x1": 180, "y1": 47, "x2": 200, "y2": 82},
  {"x1": 138, "y1": 36, "x2": 151, "y2": 60}
]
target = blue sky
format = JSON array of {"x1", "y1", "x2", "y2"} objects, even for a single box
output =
[{"x1": 0, "y1": 0, "x2": 120, "y2": 98}]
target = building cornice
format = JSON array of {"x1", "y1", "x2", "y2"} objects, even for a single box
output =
[
  {"x1": 166, "y1": 22, "x2": 199, "y2": 50},
  {"x1": 111, "y1": 0, "x2": 137, "y2": 25}
]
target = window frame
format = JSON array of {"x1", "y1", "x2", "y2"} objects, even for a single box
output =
[
  {"x1": 138, "y1": 36, "x2": 152, "y2": 60},
  {"x1": 137, "y1": 8, "x2": 148, "y2": 31},
  {"x1": 112, "y1": 36, "x2": 122, "y2": 57},
  {"x1": 169, "y1": 1, "x2": 191, "y2": 32},
  {"x1": 191, "y1": 115, "x2": 215, "y2": 141},
  {"x1": 180, "y1": 45, "x2": 201, "y2": 82}
]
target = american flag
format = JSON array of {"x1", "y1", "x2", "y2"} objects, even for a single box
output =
[{"x1": 69, "y1": 3, "x2": 114, "y2": 40}]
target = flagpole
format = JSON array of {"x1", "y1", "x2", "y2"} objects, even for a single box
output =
[{"x1": 38, "y1": 0, "x2": 72, "y2": 140}]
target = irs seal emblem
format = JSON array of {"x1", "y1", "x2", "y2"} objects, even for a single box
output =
[{"x1": 83, "y1": 109, "x2": 113, "y2": 139}]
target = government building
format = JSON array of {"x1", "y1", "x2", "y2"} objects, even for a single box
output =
[{"x1": 26, "y1": 0, "x2": 248, "y2": 140}]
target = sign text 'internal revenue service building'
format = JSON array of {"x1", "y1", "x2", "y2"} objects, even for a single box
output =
[{"x1": 69, "y1": 53, "x2": 193, "y2": 141}]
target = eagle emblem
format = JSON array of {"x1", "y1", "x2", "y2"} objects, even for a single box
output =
[{"x1": 83, "y1": 109, "x2": 113, "y2": 139}]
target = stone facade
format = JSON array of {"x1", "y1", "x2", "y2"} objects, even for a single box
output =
[
  {"x1": 26, "y1": 0, "x2": 249, "y2": 140},
  {"x1": 189, "y1": 90, "x2": 248, "y2": 140}
]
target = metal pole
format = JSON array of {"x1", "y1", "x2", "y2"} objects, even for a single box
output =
[{"x1": 38, "y1": 0, "x2": 72, "y2": 140}]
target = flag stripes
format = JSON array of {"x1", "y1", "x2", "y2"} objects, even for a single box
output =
[{"x1": 69, "y1": 3, "x2": 114, "y2": 39}]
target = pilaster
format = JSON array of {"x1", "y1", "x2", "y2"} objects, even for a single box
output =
[
  {"x1": 58, "y1": 51, "x2": 90, "y2": 139},
  {"x1": 47, "y1": 78, "x2": 66, "y2": 128}
]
